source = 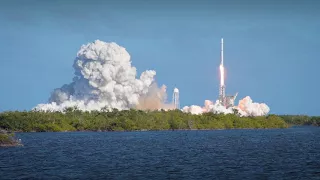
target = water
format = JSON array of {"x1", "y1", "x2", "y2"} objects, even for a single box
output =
[{"x1": 1, "y1": 126, "x2": 319, "y2": 180}]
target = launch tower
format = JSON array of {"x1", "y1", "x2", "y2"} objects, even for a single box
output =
[{"x1": 172, "y1": 88, "x2": 180, "y2": 109}]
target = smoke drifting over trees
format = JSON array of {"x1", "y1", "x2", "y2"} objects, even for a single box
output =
[
  {"x1": 182, "y1": 97, "x2": 270, "y2": 116},
  {"x1": 35, "y1": 40, "x2": 170, "y2": 112},
  {"x1": 35, "y1": 40, "x2": 269, "y2": 117}
]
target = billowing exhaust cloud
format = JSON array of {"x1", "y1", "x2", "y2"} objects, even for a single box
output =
[
  {"x1": 182, "y1": 96, "x2": 270, "y2": 116},
  {"x1": 136, "y1": 83, "x2": 174, "y2": 111},
  {"x1": 237, "y1": 96, "x2": 270, "y2": 116},
  {"x1": 34, "y1": 40, "x2": 169, "y2": 112}
]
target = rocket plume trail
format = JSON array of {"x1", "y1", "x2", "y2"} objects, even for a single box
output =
[{"x1": 219, "y1": 64, "x2": 224, "y2": 86}]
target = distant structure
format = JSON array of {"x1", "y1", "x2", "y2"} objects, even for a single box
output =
[
  {"x1": 218, "y1": 38, "x2": 238, "y2": 108},
  {"x1": 172, "y1": 88, "x2": 180, "y2": 109},
  {"x1": 225, "y1": 93, "x2": 238, "y2": 108}
]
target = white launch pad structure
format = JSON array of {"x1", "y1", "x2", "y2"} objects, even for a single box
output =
[
  {"x1": 218, "y1": 38, "x2": 238, "y2": 108},
  {"x1": 172, "y1": 88, "x2": 180, "y2": 109}
]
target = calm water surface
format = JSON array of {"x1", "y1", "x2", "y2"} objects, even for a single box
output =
[{"x1": 1, "y1": 126, "x2": 319, "y2": 179}]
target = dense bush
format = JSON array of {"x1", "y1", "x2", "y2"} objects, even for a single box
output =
[
  {"x1": 0, "y1": 108, "x2": 289, "y2": 132},
  {"x1": 279, "y1": 115, "x2": 320, "y2": 126},
  {"x1": 0, "y1": 131, "x2": 21, "y2": 146},
  {"x1": 0, "y1": 133, "x2": 12, "y2": 144}
]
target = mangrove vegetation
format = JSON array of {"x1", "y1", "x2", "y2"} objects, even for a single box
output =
[
  {"x1": 0, "y1": 108, "x2": 289, "y2": 132},
  {"x1": 0, "y1": 129, "x2": 22, "y2": 147},
  {"x1": 279, "y1": 115, "x2": 320, "y2": 126}
]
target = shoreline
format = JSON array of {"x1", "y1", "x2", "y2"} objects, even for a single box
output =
[
  {"x1": 10, "y1": 126, "x2": 292, "y2": 133},
  {"x1": 0, "y1": 132, "x2": 23, "y2": 147},
  {"x1": 0, "y1": 143, "x2": 23, "y2": 147}
]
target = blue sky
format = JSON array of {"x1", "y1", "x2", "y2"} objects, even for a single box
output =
[{"x1": 0, "y1": 0, "x2": 319, "y2": 115}]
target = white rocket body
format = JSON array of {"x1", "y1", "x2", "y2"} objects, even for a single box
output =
[{"x1": 221, "y1": 38, "x2": 224, "y2": 66}]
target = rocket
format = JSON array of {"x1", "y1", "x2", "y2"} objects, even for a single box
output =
[
  {"x1": 218, "y1": 38, "x2": 238, "y2": 108},
  {"x1": 219, "y1": 38, "x2": 226, "y2": 106},
  {"x1": 221, "y1": 38, "x2": 224, "y2": 66}
]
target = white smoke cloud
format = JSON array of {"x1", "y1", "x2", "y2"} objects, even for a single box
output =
[
  {"x1": 182, "y1": 105, "x2": 203, "y2": 115},
  {"x1": 237, "y1": 96, "x2": 270, "y2": 116},
  {"x1": 182, "y1": 96, "x2": 270, "y2": 116},
  {"x1": 182, "y1": 100, "x2": 233, "y2": 115},
  {"x1": 34, "y1": 40, "x2": 166, "y2": 112},
  {"x1": 136, "y1": 83, "x2": 174, "y2": 111}
]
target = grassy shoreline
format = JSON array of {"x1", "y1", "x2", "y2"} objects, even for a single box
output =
[
  {"x1": 0, "y1": 109, "x2": 290, "y2": 132},
  {"x1": 1, "y1": 109, "x2": 319, "y2": 133},
  {"x1": 3, "y1": 109, "x2": 319, "y2": 133},
  {"x1": 8, "y1": 124, "x2": 316, "y2": 133},
  {"x1": 11, "y1": 127, "x2": 290, "y2": 133}
]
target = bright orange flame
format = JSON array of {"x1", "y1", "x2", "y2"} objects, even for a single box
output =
[{"x1": 219, "y1": 64, "x2": 224, "y2": 86}]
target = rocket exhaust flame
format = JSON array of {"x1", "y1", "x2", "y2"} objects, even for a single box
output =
[{"x1": 219, "y1": 64, "x2": 224, "y2": 86}]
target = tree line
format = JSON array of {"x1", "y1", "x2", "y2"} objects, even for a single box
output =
[
  {"x1": 279, "y1": 115, "x2": 320, "y2": 126},
  {"x1": 0, "y1": 108, "x2": 289, "y2": 132}
]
